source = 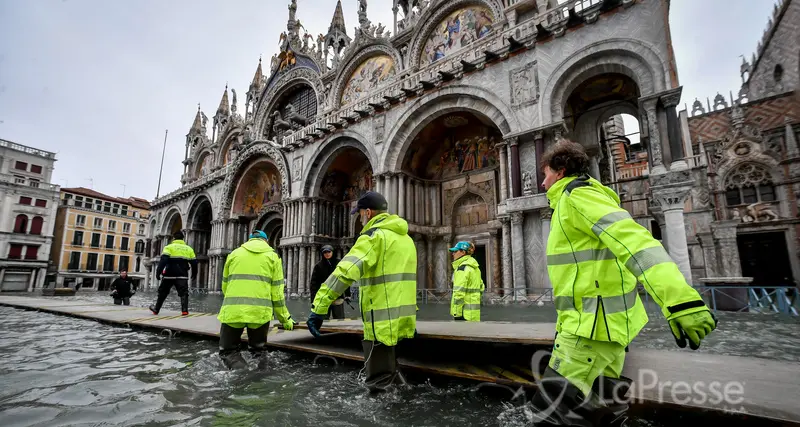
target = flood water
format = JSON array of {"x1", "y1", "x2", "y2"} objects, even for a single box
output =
[{"x1": 1, "y1": 290, "x2": 799, "y2": 426}]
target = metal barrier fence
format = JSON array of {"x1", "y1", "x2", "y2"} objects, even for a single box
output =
[{"x1": 185, "y1": 285, "x2": 799, "y2": 316}]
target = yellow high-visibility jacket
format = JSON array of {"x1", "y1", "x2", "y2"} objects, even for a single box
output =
[
  {"x1": 546, "y1": 174, "x2": 709, "y2": 346},
  {"x1": 450, "y1": 255, "x2": 484, "y2": 321},
  {"x1": 312, "y1": 213, "x2": 417, "y2": 346},
  {"x1": 218, "y1": 238, "x2": 291, "y2": 326}
]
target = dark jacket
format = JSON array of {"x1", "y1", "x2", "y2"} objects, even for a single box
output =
[
  {"x1": 110, "y1": 277, "x2": 135, "y2": 298},
  {"x1": 156, "y1": 239, "x2": 198, "y2": 280},
  {"x1": 310, "y1": 256, "x2": 351, "y2": 301}
]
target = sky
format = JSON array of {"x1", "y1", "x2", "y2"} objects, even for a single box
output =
[{"x1": 0, "y1": 0, "x2": 779, "y2": 201}]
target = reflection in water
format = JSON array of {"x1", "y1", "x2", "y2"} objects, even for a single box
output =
[{"x1": 1, "y1": 292, "x2": 799, "y2": 426}]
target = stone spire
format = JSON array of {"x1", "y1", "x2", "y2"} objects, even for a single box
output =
[
  {"x1": 216, "y1": 84, "x2": 230, "y2": 116},
  {"x1": 190, "y1": 104, "x2": 204, "y2": 134},
  {"x1": 250, "y1": 57, "x2": 263, "y2": 91},
  {"x1": 329, "y1": 0, "x2": 346, "y2": 34},
  {"x1": 325, "y1": 0, "x2": 352, "y2": 63}
]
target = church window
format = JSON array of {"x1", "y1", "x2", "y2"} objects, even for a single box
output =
[
  {"x1": 723, "y1": 163, "x2": 776, "y2": 206},
  {"x1": 774, "y1": 64, "x2": 784, "y2": 83},
  {"x1": 268, "y1": 85, "x2": 317, "y2": 141}
]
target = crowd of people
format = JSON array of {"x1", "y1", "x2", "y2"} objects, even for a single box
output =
[{"x1": 138, "y1": 140, "x2": 717, "y2": 426}]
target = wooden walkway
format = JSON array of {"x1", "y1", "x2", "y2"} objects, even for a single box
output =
[{"x1": 1, "y1": 296, "x2": 798, "y2": 424}]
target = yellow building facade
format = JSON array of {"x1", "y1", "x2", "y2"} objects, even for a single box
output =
[{"x1": 49, "y1": 188, "x2": 150, "y2": 290}]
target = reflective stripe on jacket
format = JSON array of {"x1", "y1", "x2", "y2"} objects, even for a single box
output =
[
  {"x1": 450, "y1": 255, "x2": 484, "y2": 321},
  {"x1": 311, "y1": 212, "x2": 417, "y2": 346},
  {"x1": 546, "y1": 174, "x2": 708, "y2": 347},
  {"x1": 217, "y1": 238, "x2": 291, "y2": 325},
  {"x1": 157, "y1": 239, "x2": 197, "y2": 279}
]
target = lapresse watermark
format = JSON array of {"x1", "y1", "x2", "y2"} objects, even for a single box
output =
[{"x1": 475, "y1": 348, "x2": 747, "y2": 415}]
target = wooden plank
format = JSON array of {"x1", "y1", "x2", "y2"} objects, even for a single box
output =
[{"x1": 294, "y1": 318, "x2": 557, "y2": 345}]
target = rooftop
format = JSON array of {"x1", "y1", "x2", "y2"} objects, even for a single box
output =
[
  {"x1": 61, "y1": 187, "x2": 151, "y2": 210},
  {"x1": 0, "y1": 138, "x2": 57, "y2": 160}
]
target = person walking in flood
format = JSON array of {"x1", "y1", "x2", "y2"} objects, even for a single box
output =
[
  {"x1": 217, "y1": 230, "x2": 294, "y2": 369},
  {"x1": 309, "y1": 245, "x2": 351, "y2": 320},
  {"x1": 149, "y1": 231, "x2": 197, "y2": 316},
  {"x1": 110, "y1": 270, "x2": 135, "y2": 306},
  {"x1": 306, "y1": 191, "x2": 417, "y2": 392},
  {"x1": 530, "y1": 140, "x2": 718, "y2": 426},
  {"x1": 449, "y1": 241, "x2": 484, "y2": 321}
]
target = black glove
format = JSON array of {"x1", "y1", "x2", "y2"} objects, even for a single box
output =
[{"x1": 307, "y1": 312, "x2": 325, "y2": 338}]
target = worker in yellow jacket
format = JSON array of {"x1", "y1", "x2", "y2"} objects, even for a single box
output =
[
  {"x1": 217, "y1": 230, "x2": 294, "y2": 370},
  {"x1": 530, "y1": 140, "x2": 718, "y2": 426},
  {"x1": 307, "y1": 191, "x2": 417, "y2": 392},
  {"x1": 449, "y1": 241, "x2": 485, "y2": 321}
]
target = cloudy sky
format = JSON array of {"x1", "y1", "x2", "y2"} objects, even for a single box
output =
[{"x1": 0, "y1": 0, "x2": 778, "y2": 201}]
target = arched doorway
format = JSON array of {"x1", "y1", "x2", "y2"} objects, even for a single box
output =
[
  {"x1": 400, "y1": 111, "x2": 502, "y2": 291},
  {"x1": 316, "y1": 146, "x2": 373, "y2": 239},
  {"x1": 563, "y1": 73, "x2": 648, "y2": 218},
  {"x1": 254, "y1": 211, "x2": 284, "y2": 256},
  {"x1": 187, "y1": 197, "x2": 213, "y2": 289},
  {"x1": 230, "y1": 159, "x2": 284, "y2": 247}
]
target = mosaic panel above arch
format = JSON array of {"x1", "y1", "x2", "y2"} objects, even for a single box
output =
[
  {"x1": 340, "y1": 55, "x2": 396, "y2": 106},
  {"x1": 419, "y1": 5, "x2": 494, "y2": 66},
  {"x1": 232, "y1": 160, "x2": 283, "y2": 216},
  {"x1": 197, "y1": 152, "x2": 213, "y2": 178}
]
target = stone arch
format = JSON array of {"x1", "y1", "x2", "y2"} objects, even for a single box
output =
[
  {"x1": 161, "y1": 206, "x2": 184, "y2": 236},
  {"x1": 194, "y1": 149, "x2": 215, "y2": 178},
  {"x1": 253, "y1": 67, "x2": 324, "y2": 140},
  {"x1": 302, "y1": 130, "x2": 378, "y2": 197},
  {"x1": 332, "y1": 43, "x2": 402, "y2": 109},
  {"x1": 541, "y1": 38, "x2": 669, "y2": 124},
  {"x1": 444, "y1": 182, "x2": 496, "y2": 227},
  {"x1": 219, "y1": 142, "x2": 290, "y2": 219},
  {"x1": 406, "y1": 0, "x2": 505, "y2": 71},
  {"x1": 382, "y1": 84, "x2": 519, "y2": 172},
  {"x1": 186, "y1": 193, "x2": 215, "y2": 227},
  {"x1": 253, "y1": 206, "x2": 284, "y2": 249},
  {"x1": 148, "y1": 218, "x2": 157, "y2": 239},
  {"x1": 217, "y1": 127, "x2": 243, "y2": 166}
]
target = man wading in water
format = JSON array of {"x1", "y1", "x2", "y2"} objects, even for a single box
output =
[
  {"x1": 307, "y1": 191, "x2": 417, "y2": 392},
  {"x1": 530, "y1": 140, "x2": 718, "y2": 426}
]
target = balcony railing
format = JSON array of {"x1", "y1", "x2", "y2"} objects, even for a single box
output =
[
  {"x1": 0, "y1": 173, "x2": 59, "y2": 191},
  {"x1": 617, "y1": 163, "x2": 648, "y2": 180},
  {"x1": 0, "y1": 139, "x2": 57, "y2": 159}
]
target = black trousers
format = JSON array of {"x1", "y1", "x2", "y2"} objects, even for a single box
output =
[
  {"x1": 361, "y1": 340, "x2": 406, "y2": 392},
  {"x1": 113, "y1": 297, "x2": 130, "y2": 306},
  {"x1": 329, "y1": 302, "x2": 345, "y2": 320},
  {"x1": 152, "y1": 278, "x2": 189, "y2": 313},
  {"x1": 219, "y1": 323, "x2": 269, "y2": 369}
]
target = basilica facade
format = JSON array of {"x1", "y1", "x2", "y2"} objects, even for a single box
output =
[{"x1": 145, "y1": 0, "x2": 800, "y2": 296}]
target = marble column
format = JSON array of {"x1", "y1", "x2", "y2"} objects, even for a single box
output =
[
  {"x1": 509, "y1": 137, "x2": 522, "y2": 198},
  {"x1": 398, "y1": 174, "x2": 406, "y2": 218},
  {"x1": 540, "y1": 209, "x2": 552, "y2": 289},
  {"x1": 695, "y1": 232, "x2": 718, "y2": 277},
  {"x1": 501, "y1": 217, "x2": 512, "y2": 295},
  {"x1": 426, "y1": 235, "x2": 436, "y2": 290},
  {"x1": 302, "y1": 199, "x2": 309, "y2": 235},
  {"x1": 298, "y1": 245, "x2": 307, "y2": 294},
  {"x1": 490, "y1": 229, "x2": 501, "y2": 293},
  {"x1": 534, "y1": 131, "x2": 545, "y2": 194},
  {"x1": 589, "y1": 156, "x2": 601, "y2": 181},
  {"x1": 311, "y1": 200, "x2": 318, "y2": 235},
  {"x1": 654, "y1": 188, "x2": 693, "y2": 282},
  {"x1": 640, "y1": 97, "x2": 666, "y2": 175},
  {"x1": 510, "y1": 212, "x2": 527, "y2": 297},
  {"x1": 497, "y1": 142, "x2": 509, "y2": 202},
  {"x1": 425, "y1": 184, "x2": 432, "y2": 225},
  {"x1": 286, "y1": 246, "x2": 295, "y2": 294},
  {"x1": 660, "y1": 88, "x2": 686, "y2": 169},
  {"x1": 414, "y1": 234, "x2": 426, "y2": 290},
  {"x1": 711, "y1": 220, "x2": 744, "y2": 277}
]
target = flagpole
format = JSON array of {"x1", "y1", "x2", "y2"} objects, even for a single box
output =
[{"x1": 156, "y1": 129, "x2": 168, "y2": 199}]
